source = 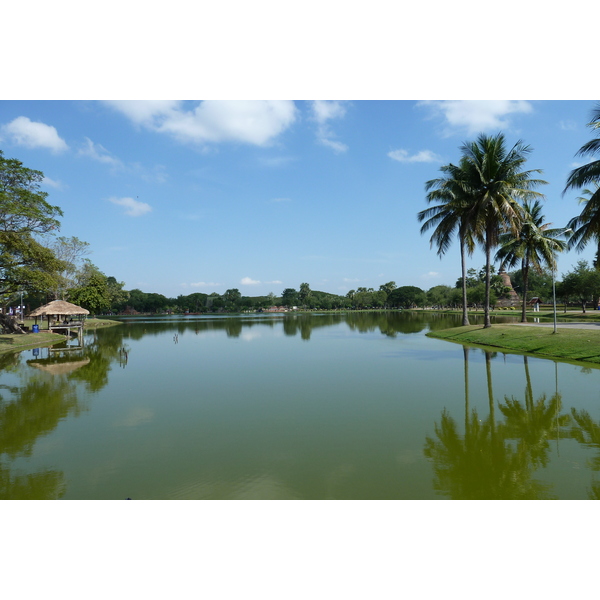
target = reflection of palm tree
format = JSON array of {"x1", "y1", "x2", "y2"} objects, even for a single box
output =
[
  {"x1": 569, "y1": 408, "x2": 600, "y2": 499},
  {"x1": 424, "y1": 347, "x2": 554, "y2": 499},
  {"x1": 424, "y1": 409, "x2": 553, "y2": 499},
  {"x1": 570, "y1": 409, "x2": 600, "y2": 472}
]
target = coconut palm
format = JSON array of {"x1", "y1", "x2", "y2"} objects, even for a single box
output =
[
  {"x1": 418, "y1": 158, "x2": 477, "y2": 326},
  {"x1": 495, "y1": 199, "x2": 567, "y2": 322},
  {"x1": 564, "y1": 104, "x2": 600, "y2": 198},
  {"x1": 460, "y1": 133, "x2": 547, "y2": 327},
  {"x1": 565, "y1": 183, "x2": 600, "y2": 263}
]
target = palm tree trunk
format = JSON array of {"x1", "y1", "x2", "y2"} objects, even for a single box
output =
[
  {"x1": 460, "y1": 232, "x2": 470, "y2": 326},
  {"x1": 484, "y1": 232, "x2": 492, "y2": 328},
  {"x1": 486, "y1": 351, "x2": 495, "y2": 435}
]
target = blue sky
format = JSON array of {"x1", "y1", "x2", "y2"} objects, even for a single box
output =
[{"x1": 0, "y1": 100, "x2": 597, "y2": 298}]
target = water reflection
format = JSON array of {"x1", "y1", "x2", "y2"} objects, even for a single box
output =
[
  {"x1": 0, "y1": 328, "x2": 132, "y2": 499},
  {"x1": 2, "y1": 311, "x2": 600, "y2": 499},
  {"x1": 424, "y1": 349, "x2": 571, "y2": 499},
  {"x1": 570, "y1": 410, "x2": 600, "y2": 499}
]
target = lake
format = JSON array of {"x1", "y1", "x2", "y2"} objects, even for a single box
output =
[{"x1": 2, "y1": 311, "x2": 600, "y2": 500}]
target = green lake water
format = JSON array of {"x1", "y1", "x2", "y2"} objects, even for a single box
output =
[{"x1": 2, "y1": 311, "x2": 600, "y2": 500}]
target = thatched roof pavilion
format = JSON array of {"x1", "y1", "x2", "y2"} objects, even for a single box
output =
[{"x1": 28, "y1": 300, "x2": 89, "y2": 333}]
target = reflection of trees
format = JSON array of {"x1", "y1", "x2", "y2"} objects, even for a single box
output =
[
  {"x1": 570, "y1": 409, "x2": 600, "y2": 497},
  {"x1": 424, "y1": 350, "x2": 569, "y2": 499},
  {"x1": 499, "y1": 357, "x2": 570, "y2": 469},
  {"x1": 0, "y1": 376, "x2": 81, "y2": 499},
  {"x1": 0, "y1": 326, "x2": 127, "y2": 499}
]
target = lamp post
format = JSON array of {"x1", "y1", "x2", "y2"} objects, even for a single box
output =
[
  {"x1": 552, "y1": 261, "x2": 558, "y2": 334},
  {"x1": 552, "y1": 229, "x2": 572, "y2": 334}
]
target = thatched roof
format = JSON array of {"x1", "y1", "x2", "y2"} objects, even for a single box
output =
[{"x1": 28, "y1": 300, "x2": 90, "y2": 317}]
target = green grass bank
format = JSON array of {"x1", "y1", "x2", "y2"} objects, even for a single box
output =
[
  {"x1": 427, "y1": 324, "x2": 600, "y2": 365},
  {"x1": 0, "y1": 318, "x2": 122, "y2": 355}
]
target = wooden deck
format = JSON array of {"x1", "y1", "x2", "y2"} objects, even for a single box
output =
[{"x1": 49, "y1": 321, "x2": 84, "y2": 338}]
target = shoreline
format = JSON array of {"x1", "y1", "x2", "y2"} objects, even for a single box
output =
[{"x1": 427, "y1": 323, "x2": 600, "y2": 366}]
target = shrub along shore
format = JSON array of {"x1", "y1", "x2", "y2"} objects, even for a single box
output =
[{"x1": 427, "y1": 324, "x2": 600, "y2": 366}]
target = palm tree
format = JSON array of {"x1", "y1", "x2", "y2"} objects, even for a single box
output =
[
  {"x1": 461, "y1": 133, "x2": 547, "y2": 327},
  {"x1": 495, "y1": 199, "x2": 567, "y2": 322},
  {"x1": 564, "y1": 104, "x2": 600, "y2": 198},
  {"x1": 418, "y1": 158, "x2": 477, "y2": 326},
  {"x1": 565, "y1": 183, "x2": 600, "y2": 263}
]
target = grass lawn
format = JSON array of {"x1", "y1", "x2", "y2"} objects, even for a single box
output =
[
  {"x1": 0, "y1": 317, "x2": 122, "y2": 355},
  {"x1": 427, "y1": 324, "x2": 600, "y2": 366}
]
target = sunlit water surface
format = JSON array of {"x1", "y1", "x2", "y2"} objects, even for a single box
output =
[{"x1": 2, "y1": 311, "x2": 600, "y2": 500}]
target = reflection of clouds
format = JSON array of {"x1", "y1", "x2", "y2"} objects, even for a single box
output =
[
  {"x1": 241, "y1": 330, "x2": 262, "y2": 342},
  {"x1": 114, "y1": 406, "x2": 155, "y2": 428}
]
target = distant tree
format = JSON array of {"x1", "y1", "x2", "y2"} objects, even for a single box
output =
[
  {"x1": 223, "y1": 288, "x2": 242, "y2": 310},
  {"x1": 388, "y1": 286, "x2": 426, "y2": 309},
  {"x1": 427, "y1": 285, "x2": 453, "y2": 307},
  {"x1": 68, "y1": 269, "x2": 112, "y2": 314},
  {"x1": 560, "y1": 260, "x2": 600, "y2": 312},
  {"x1": 298, "y1": 282, "x2": 312, "y2": 308},
  {"x1": 281, "y1": 288, "x2": 298, "y2": 307},
  {"x1": 48, "y1": 236, "x2": 91, "y2": 300}
]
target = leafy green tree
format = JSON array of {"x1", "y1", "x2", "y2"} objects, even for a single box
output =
[
  {"x1": 0, "y1": 151, "x2": 66, "y2": 297},
  {"x1": 427, "y1": 285, "x2": 452, "y2": 307},
  {"x1": 223, "y1": 288, "x2": 242, "y2": 310},
  {"x1": 419, "y1": 157, "x2": 478, "y2": 325},
  {"x1": 48, "y1": 236, "x2": 91, "y2": 300},
  {"x1": 298, "y1": 282, "x2": 312, "y2": 308},
  {"x1": 281, "y1": 288, "x2": 298, "y2": 307},
  {"x1": 461, "y1": 134, "x2": 547, "y2": 327},
  {"x1": 560, "y1": 260, "x2": 600, "y2": 312},
  {"x1": 388, "y1": 286, "x2": 426, "y2": 309},
  {"x1": 495, "y1": 200, "x2": 567, "y2": 322},
  {"x1": 68, "y1": 269, "x2": 112, "y2": 314}
]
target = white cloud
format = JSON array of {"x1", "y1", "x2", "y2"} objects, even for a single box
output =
[
  {"x1": 108, "y1": 196, "x2": 152, "y2": 217},
  {"x1": 310, "y1": 100, "x2": 348, "y2": 153},
  {"x1": 1, "y1": 116, "x2": 68, "y2": 152},
  {"x1": 388, "y1": 149, "x2": 442, "y2": 163},
  {"x1": 420, "y1": 271, "x2": 440, "y2": 280},
  {"x1": 79, "y1": 137, "x2": 167, "y2": 183},
  {"x1": 105, "y1": 100, "x2": 297, "y2": 146},
  {"x1": 189, "y1": 281, "x2": 222, "y2": 288},
  {"x1": 79, "y1": 137, "x2": 123, "y2": 167},
  {"x1": 420, "y1": 100, "x2": 533, "y2": 135},
  {"x1": 241, "y1": 277, "x2": 260, "y2": 285},
  {"x1": 42, "y1": 176, "x2": 65, "y2": 189},
  {"x1": 312, "y1": 100, "x2": 346, "y2": 124},
  {"x1": 560, "y1": 119, "x2": 577, "y2": 131}
]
